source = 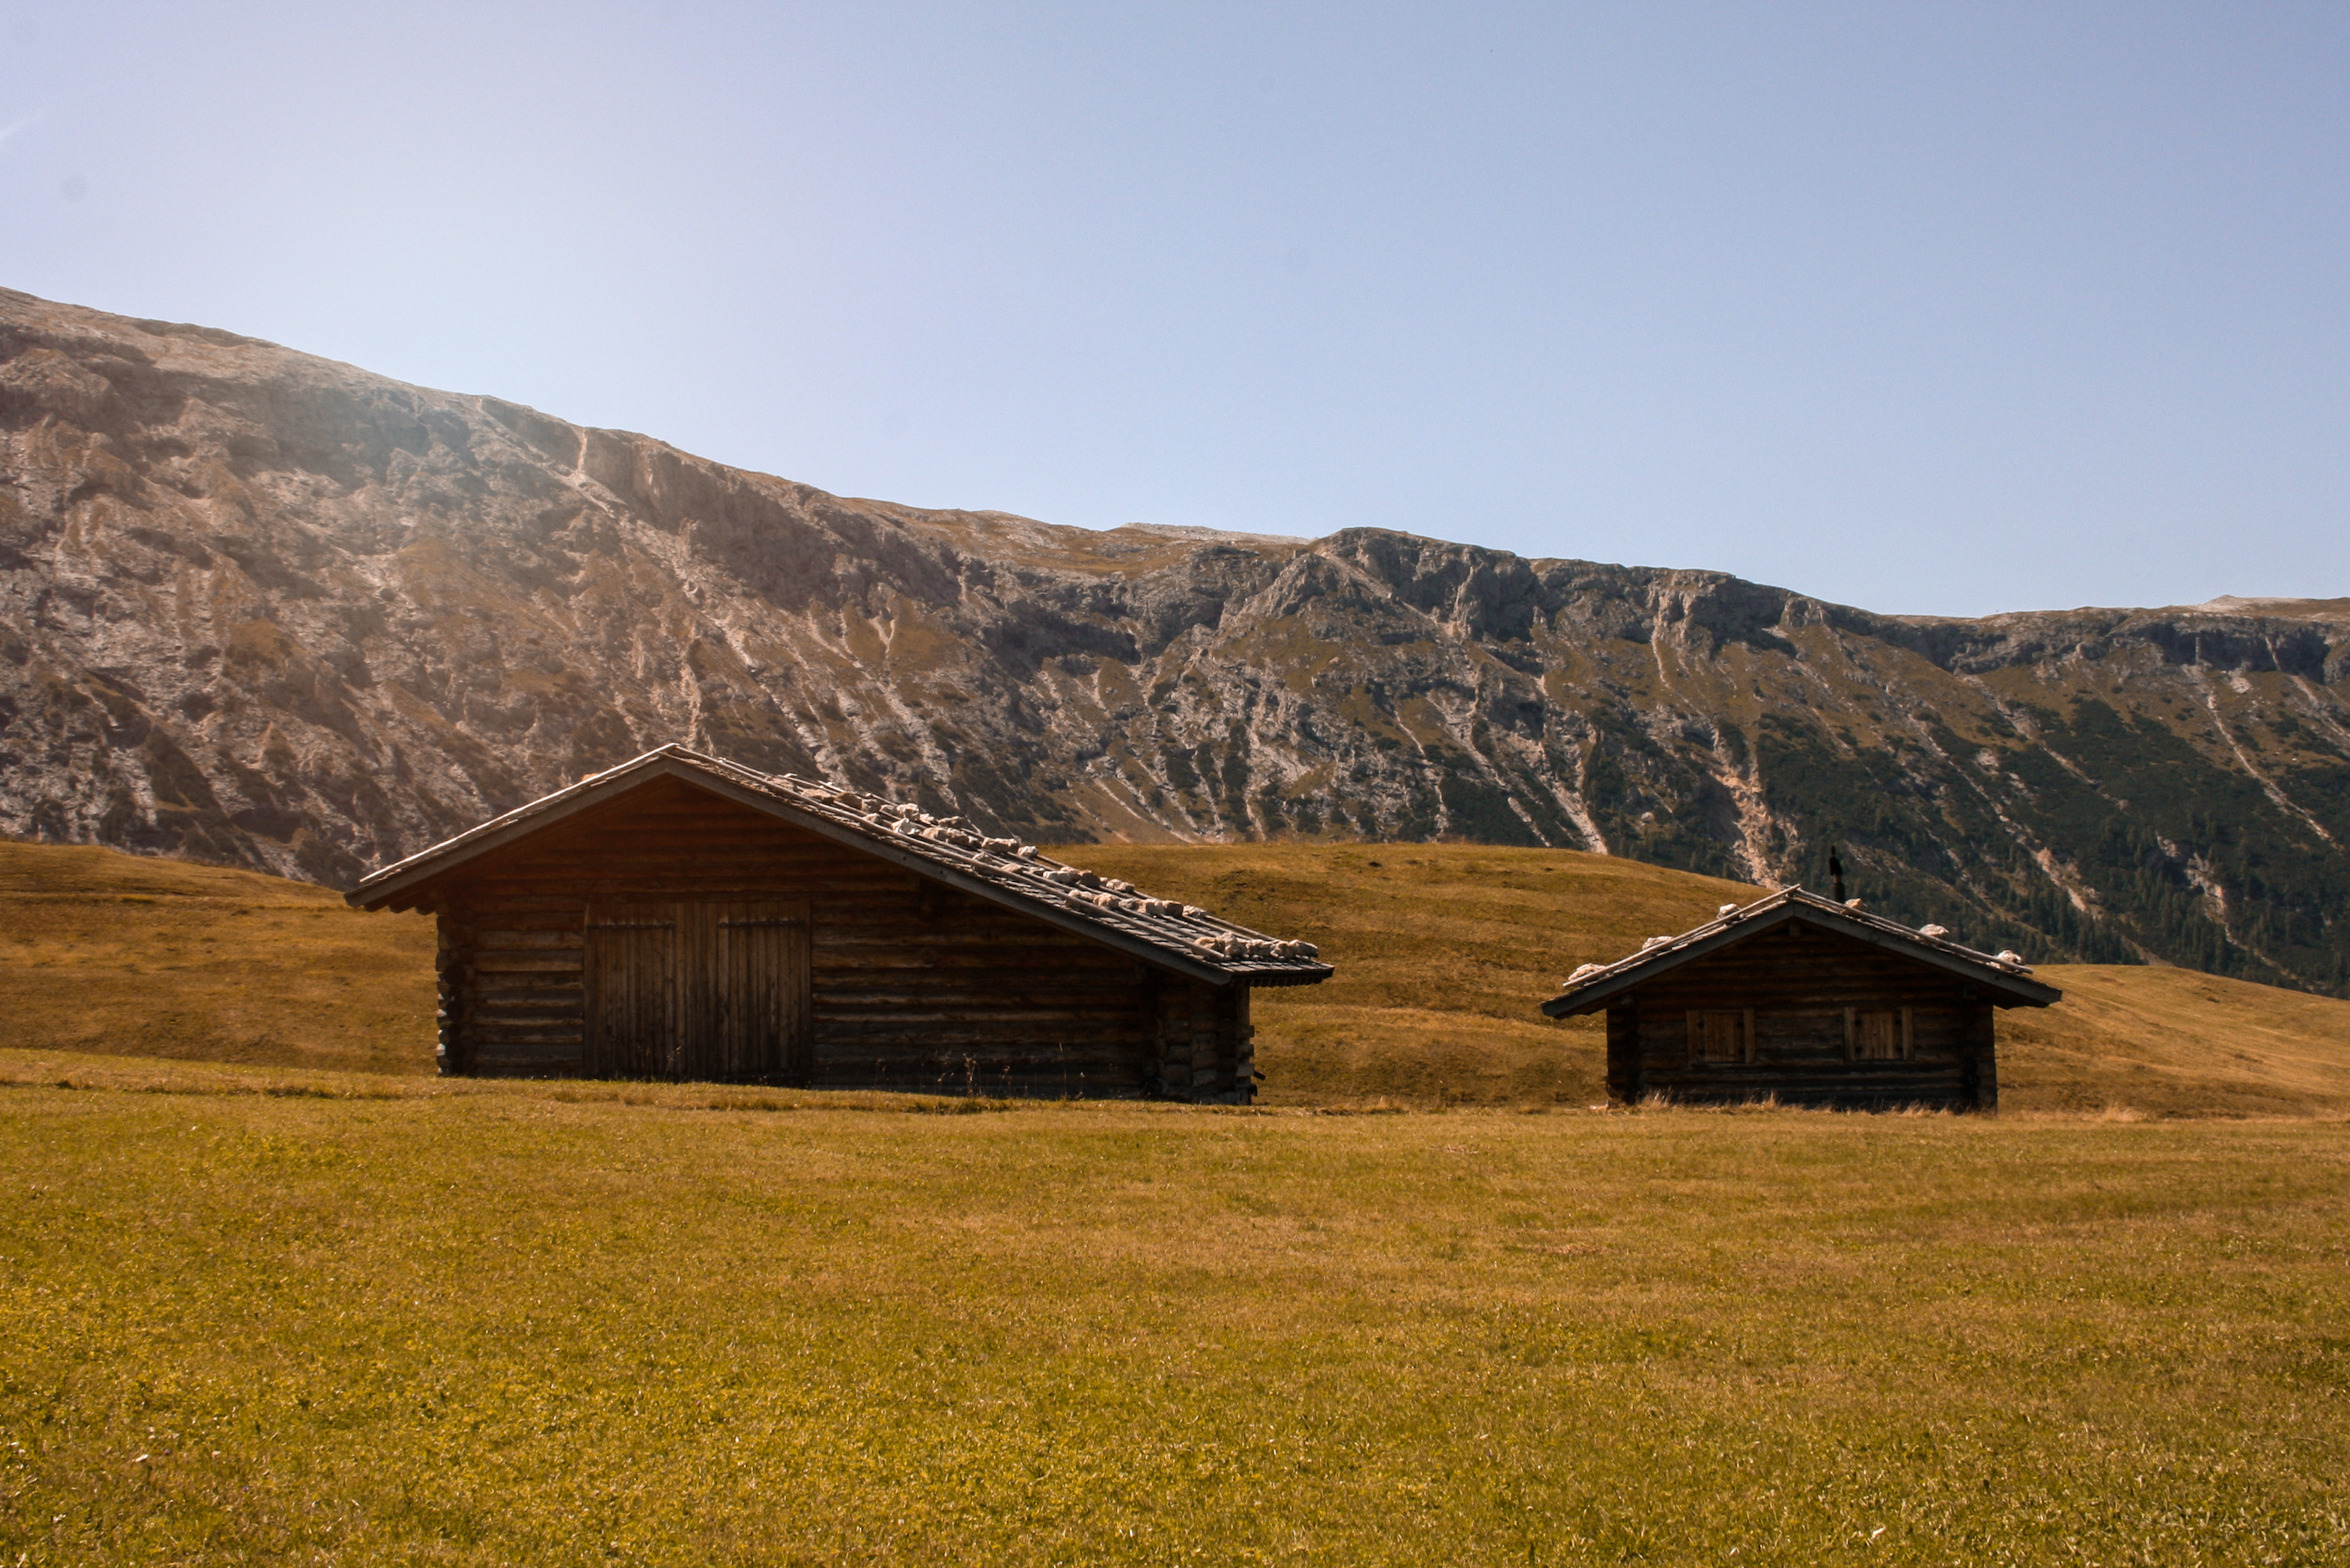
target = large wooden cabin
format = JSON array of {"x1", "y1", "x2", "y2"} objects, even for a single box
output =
[
  {"x1": 347, "y1": 745, "x2": 1330, "y2": 1100},
  {"x1": 1541, "y1": 888, "x2": 2059, "y2": 1110}
]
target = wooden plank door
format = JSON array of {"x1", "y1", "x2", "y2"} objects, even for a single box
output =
[
  {"x1": 706, "y1": 902, "x2": 812, "y2": 1084},
  {"x1": 584, "y1": 904, "x2": 678, "y2": 1079}
]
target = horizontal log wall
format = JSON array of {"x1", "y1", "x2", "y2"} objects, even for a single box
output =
[
  {"x1": 422, "y1": 777, "x2": 1220, "y2": 1097},
  {"x1": 1148, "y1": 978, "x2": 1251, "y2": 1105},
  {"x1": 1605, "y1": 1004, "x2": 1639, "y2": 1104},
  {"x1": 1613, "y1": 923, "x2": 1999, "y2": 1110}
]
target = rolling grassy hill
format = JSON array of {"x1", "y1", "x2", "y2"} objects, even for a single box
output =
[
  {"x1": 1068, "y1": 843, "x2": 2350, "y2": 1117},
  {"x1": 6, "y1": 838, "x2": 2349, "y2": 1558},
  {"x1": 4, "y1": 836, "x2": 2346, "y2": 1114},
  {"x1": 0, "y1": 841, "x2": 436, "y2": 1076}
]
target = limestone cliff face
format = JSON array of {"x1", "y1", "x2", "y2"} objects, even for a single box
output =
[{"x1": 4, "y1": 287, "x2": 2347, "y2": 993}]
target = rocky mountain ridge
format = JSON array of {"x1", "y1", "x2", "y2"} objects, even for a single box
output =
[{"x1": 4, "y1": 287, "x2": 2346, "y2": 994}]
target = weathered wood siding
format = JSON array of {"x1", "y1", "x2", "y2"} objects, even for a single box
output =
[
  {"x1": 1602, "y1": 923, "x2": 1999, "y2": 1110},
  {"x1": 420, "y1": 776, "x2": 1251, "y2": 1099},
  {"x1": 1151, "y1": 979, "x2": 1251, "y2": 1104}
]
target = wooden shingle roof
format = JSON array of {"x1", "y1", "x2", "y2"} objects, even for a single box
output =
[
  {"x1": 347, "y1": 744, "x2": 1333, "y2": 988},
  {"x1": 1541, "y1": 885, "x2": 2061, "y2": 1017}
]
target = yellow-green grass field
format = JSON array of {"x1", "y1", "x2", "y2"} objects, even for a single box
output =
[
  {"x1": 7, "y1": 838, "x2": 2349, "y2": 1117},
  {"x1": 0, "y1": 841, "x2": 433, "y2": 1076},
  {"x1": 1065, "y1": 843, "x2": 2350, "y2": 1117},
  {"x1": 4, "y1": 841, "x2": 2350, "y2": 1561},
  {"x1": 1, "y1": 1058, "x2": 2346, "y2": 1564}
]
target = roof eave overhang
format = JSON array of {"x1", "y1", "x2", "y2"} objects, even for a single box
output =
[
  {"x1": 1233, "y1": 965, "x2": 1335, "y2": 988},
  {"x1": 347, "y1": 751, "x2": 1321, "y2": 989},
  {"x1": 1539, "y1": 901, "x2": 2062, "y2": 1018}
]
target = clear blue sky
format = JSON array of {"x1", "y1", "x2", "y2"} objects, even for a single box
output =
[{"x1": 3, "y1": 2, "x2": 2343, "y2": 617}]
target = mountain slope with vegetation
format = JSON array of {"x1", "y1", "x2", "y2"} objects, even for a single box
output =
[{"x1": 3, "y1": 287, "x2": 2346, "y2": 992}]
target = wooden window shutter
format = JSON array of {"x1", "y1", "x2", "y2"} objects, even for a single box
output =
[
  {"x1": 1850, "y1": 1010, "x2": 1909, "y2": 1061},
  {"x1": 1686, "y1": 1010, "x2": 1751, "y2": 1066}
]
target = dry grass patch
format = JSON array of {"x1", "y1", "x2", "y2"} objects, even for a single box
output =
[
  {"x1": 1, "y1": 1066, "x2": 2346, "y2": 1564},
  {"x1": 2003, "y1": 963, "x2": 2350, "y2": 1117},
  {"x1": 0, "y1": 841, "x2": 436, "y2": 1073},
  {"x1": 1057, "y1": 841, "x2": 1749, "y2": 1105},
  {"x1": 7, "y1": 837, "x2": 2349, "y2": 1117},
  {"x1": 1061, "y1": 842, "x2": 2350, "y2": 1116}
]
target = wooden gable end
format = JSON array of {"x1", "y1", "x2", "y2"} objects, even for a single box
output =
[{"x1": 1603, "y1": 918, "x2": 1999, "y2": 1110}]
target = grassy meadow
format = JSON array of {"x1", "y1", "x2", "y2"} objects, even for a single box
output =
[
  {"x1": 3, "y1": 1055, "x2": 2348, "y2": 1565},
  {"x1": 1065, "y1": 842, "x2": 2350, "y2": 1117},
  {"x1": 0, "y1": 841, "x2": 434, "y2": 1075},
  {"x1": 5, "y1": 837, "x2": 2349, "y2": 1561},
  {"x1": 8, "y1": 837, "x2": 2349, "y2": 1115}
]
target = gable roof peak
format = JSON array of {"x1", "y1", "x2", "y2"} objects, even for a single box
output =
[
  {"x1": 1542, "y1": 880, "x2": 2060, "y2": 1017},
  {"x1": 348, "y1": 743, "x2": 1330, "y2": 988}
]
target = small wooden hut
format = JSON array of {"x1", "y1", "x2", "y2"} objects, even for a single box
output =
[
  {"x1": 1540, "y1": 888, "x2": 2059, "y2": 1110},
  {"x1": 347, "y1": 745, "x2": 1330, "y2": 1100}
]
